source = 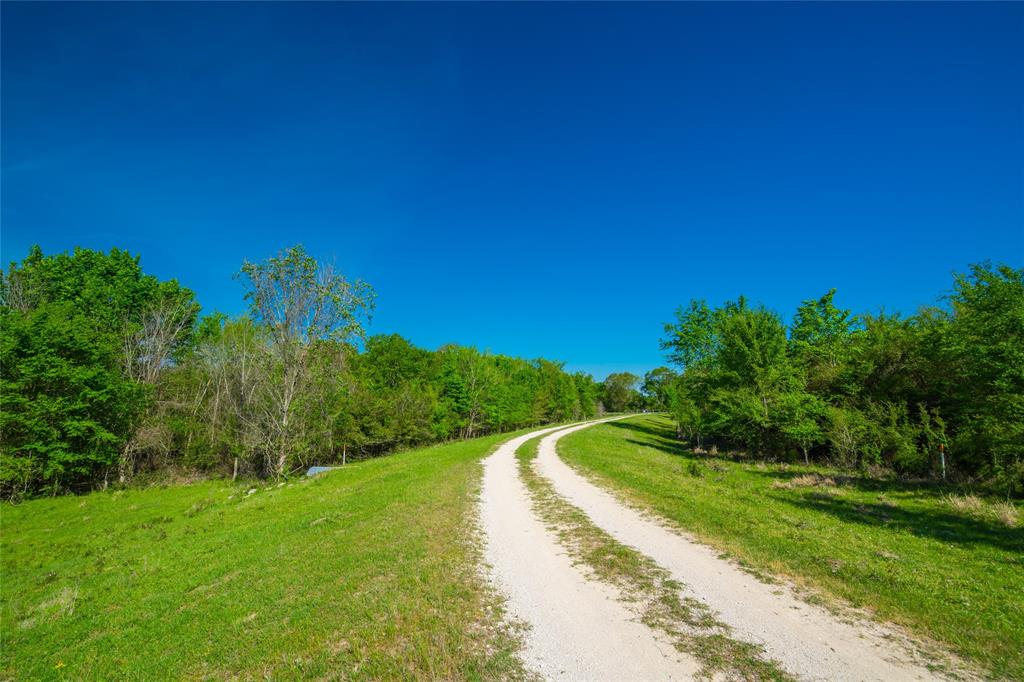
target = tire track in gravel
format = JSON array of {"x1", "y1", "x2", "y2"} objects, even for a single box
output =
[
  {"x1": 479, "y1": 420, "x2": 700, "y2": 680},
  {"x1": 534, "y1": 420, "x2": 969, "y2": 682}
]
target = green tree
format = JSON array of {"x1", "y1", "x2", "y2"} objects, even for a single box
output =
[
  {"x1": 790, "y1": 289, "x2": 856, "y2": 391},
  {"x1": 942, "y1": 263, "x2": 1024, "y2": 486},
  {"x1": 572, "y1": 372, "x2": 599, "y2": 418},
  {"x1": 534, "y1": 359, "x2": 579, "y2": 423},
  {"x1": 642, "y1": 366, "x2": 677, "y2": 410},
  {"x1": 716, "y1": 306, "x2": 791, "y2": 392},
  {"x1": 601, "y1": 372, "x2": 640, "y2": 412},
  {"x1": 0, "y1": 303, "x2": 145, "y2": 496},
  {"x1": 668, "y1": 383, "x2": 707, "y2": 448},
  {"x1": 0, "y1": 246, "x2": 195, "y2": 495},
  {"x1": 779, "y1": 392, "x2": 827, "y2": 464},
  {"x1": 435, "y1": 346, "x2": 496, "y2": 440},
  {"x1": 660, "y1": 300, "x2": 719, "y2": 370}
]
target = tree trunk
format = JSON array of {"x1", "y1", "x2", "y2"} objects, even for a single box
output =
[
  {"x1": 276, "y1": 448, "x2": 287, "y2": 478},
  {"x1": 276, "y1": 405, "x2": 290, "y2": 478},
  {"x1": 117, "y1": 442, "x2": 134, "y2": 483}
]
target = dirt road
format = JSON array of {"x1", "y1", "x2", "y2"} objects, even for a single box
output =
[
  {"x1": 479, "y1": 422, "x2": 698, "y2": 679},
  {"x1": 481, "y1": 419, "x2": 957, "y2": 681}
]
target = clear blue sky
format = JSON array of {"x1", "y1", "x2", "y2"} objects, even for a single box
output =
[{"x1": 2, "y1": 3, "x2": 1021, "y2": 379}]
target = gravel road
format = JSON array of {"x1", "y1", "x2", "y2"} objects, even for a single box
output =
[
  {"x1": 480, "y1": 422, "x2": 699, "y2": 680},
  {"x1": 481, "y1": 419, "x2": 960, "y2": 681}
]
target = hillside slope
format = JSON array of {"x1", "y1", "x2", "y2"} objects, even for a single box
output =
[{"x1": 2, "y1": 433, "x2": 528, "y2": 680}]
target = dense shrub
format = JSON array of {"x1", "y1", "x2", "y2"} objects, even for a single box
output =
[{"x1": 662, "y1": 264, "x2": 1023, "y2": 494}]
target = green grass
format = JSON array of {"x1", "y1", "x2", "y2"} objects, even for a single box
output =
[
  {"x1": 558, "y1": 415, "x2": 1024, "y2": 681},
  {"x1": 1, "y1": 432, "x2": 534, "y2": 681}
]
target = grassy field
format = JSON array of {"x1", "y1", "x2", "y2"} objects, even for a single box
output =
[
  {"x1": 558, "y1": 415, "x2": 1024, "y2": 680},
  {"x1": 1, "y1": 432, "x2": 532, "y2": 681}
]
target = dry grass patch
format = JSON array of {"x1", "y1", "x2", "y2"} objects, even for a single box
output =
[
  {"x1": 946, "y1": 494, "x2": 984, "y2": 513},
  {"x1": 945, "y1": 494, "x2": 1018, "y2": 528},
  {"x1": 992, "y1": 501, "x2": 1019, "y2": 528},
  {"x1": 772, "y1": 473, "x2": 836, "y2": 490}
]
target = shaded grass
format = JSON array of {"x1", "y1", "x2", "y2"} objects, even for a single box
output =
[
  {"x1": 515, "y1": 435, "x2": 792, "y2": 681},
  {"x1": 2, "y1": 431, "x2": 535, "y2": 681},
  {"x1": 558, "y1": 415, "x2": 1024, "y2": 680}
]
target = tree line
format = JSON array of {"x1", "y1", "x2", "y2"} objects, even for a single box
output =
[
  {"x1": 655, "y1": 263, "x2": 1023, "y2": 496},
  {"x1": 0, "y1": 245, "x2": 603, "y2": 498}
]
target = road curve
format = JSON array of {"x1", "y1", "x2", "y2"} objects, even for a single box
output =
[
  {"x1": 534, "y1": 421, "x2": 956, "y2": 682},
  {"x1": 479, "y1": 420, "x2": 699, "y2": 680}
]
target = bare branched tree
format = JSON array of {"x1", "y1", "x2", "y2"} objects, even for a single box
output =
[
  {"x1": 118, "y1": 295, "x2": 198, "y2": 482},
  {"x1": 0, "y1": 268, "x2": 38, "y2": 313},
  {"x1": 123, "y1": 297, "x2": 195, "y2": 385},
  {"x1": 237, "y1": 245, "x2": 374, "y2": 477}
]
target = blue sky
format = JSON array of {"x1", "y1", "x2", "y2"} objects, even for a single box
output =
[{"x1": 2, "y1": 3, "x2": 1021, "y2": 379}]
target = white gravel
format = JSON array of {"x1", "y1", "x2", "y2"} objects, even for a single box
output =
[
  {"x1": 534, "y1": 420, "x2": 959, "y2": 682},
  {"x1": 479, "y1": 422, "x2": 700, "y2": 680}
]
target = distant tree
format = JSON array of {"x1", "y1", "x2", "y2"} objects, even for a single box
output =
[
  {"x1": 542, "y1": 360, "x2": 584, "y2": 422},
  {"x1": 601, "y1": 372, "x2": 640, "y2": 412},
  {"x1": 291, "y1": 339, "x2": 351, "y2": 467},
  {"x1": 179, "y1": 316, "x2": 273, "y2": 474},
  {"x1": 482, "y1": 355, "x2": 536, "y2": 432},
  {"x1": 825, "y1": 404, "x2": 878, "y2": 469},
  {"x1": 436, "y1": 346, "x2": 496, "y2": 440},
  {"x1": 716, "y1": 306, "x2": 792, "y2": 393},
  {"x1": 359, "y1": 334, "x2": 434, "y2": 391},
  {"x1": 708, "y1": 307, "x2": 796, "y2": 452},
  {"x1": 1, "y1": 243, "x2": 604, "y2": 496},
  {"x1": 641, "y1": 367, "x2": 677, "y2": 410},
  {"x1": 790, "y1": 289, "x2": 855, "y2": 363},
  {"x1": 572, "y1": 372, "x2": 599, "y2": 419}
]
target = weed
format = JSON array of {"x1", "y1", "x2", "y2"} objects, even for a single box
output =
[{"x1": 947, "y1": 494, "x2": 1019, "y2": 528}]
